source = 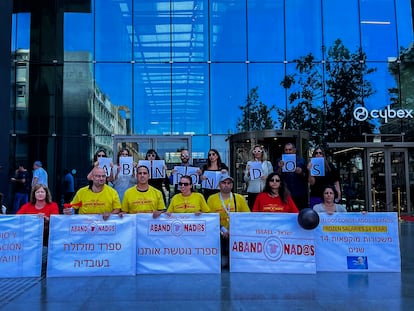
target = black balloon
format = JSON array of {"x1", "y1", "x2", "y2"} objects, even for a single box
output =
[{"x1": 298, "y1": 208, "x2": 320, "y2": 230}]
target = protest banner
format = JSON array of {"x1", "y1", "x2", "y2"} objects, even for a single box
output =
[
  {"x1": 136, "y1": 213, "x2": 220, "y2": 274},
  {"x1": 315, "y1": 212, "x2": 400, "y2": 272},
  {"x1": 0, "y1": 215, "x2": 44, "y2": 277},
  {"x1": 230, "y1": 213, "x2": 316, "y2": 273},
  {"x1": 47, "y1": 214, "x2": 136, "y2": 277}
]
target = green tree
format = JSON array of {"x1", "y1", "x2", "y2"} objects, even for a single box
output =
[
  {"x1": 237, "y1": 86, "x2": 275, "y2": 132},
  {"x1": 278, "y1": 39, "x2": 376, "y2": 145}
]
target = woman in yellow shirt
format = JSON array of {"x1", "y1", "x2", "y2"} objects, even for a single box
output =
[{"x1": 167, "y1": 175, "x2": 209, "y2": 214}]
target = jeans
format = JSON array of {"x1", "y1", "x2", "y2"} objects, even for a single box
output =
[{"x1": 13, "y1": 192, "x2": 29, "y2": 213}]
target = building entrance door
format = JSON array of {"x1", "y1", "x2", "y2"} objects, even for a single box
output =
[
  {"x1": 330, "y1": 141, "x2": 413, "y2": 214},
  {"x1": 367, "y1": 148, "x2": 410, "y2": 213}
]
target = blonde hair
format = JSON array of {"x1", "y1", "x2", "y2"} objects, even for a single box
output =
[{"x1": 249, "y1": 144, "x2": 268, "y2": 161}]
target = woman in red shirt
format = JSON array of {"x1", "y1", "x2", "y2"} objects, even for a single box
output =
[
  {"x1": 253, "y1": 172, "x2": 298, "y2": 213},
  {"x1": 18, "y1": 184, "x2": 59, "y2": 245}
]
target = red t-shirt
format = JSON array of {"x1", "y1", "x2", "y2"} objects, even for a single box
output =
[
  {"x1": 253, "y1": 192, "x2": 299, "y2": 213},
  {"x1": 17, "y1": 202, "x2": 59, "y2": 217}
]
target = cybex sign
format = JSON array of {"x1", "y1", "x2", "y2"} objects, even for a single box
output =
[{"x1": 353, "y1": 106, "x2": 413, "y2": 123}]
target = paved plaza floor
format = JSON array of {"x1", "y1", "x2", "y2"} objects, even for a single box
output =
[{"x1": 1, "y1": 222, "x2": 413, "y2": 311}]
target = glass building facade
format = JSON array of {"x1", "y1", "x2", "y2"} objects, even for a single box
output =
[{"x1": 1, "y1": 0, "x2": 414, "y2": 212}]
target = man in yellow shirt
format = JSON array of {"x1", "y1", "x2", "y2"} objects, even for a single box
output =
[
  {"x1": 122, "y1": 166, "x2": 165, "y2": 215},
  {"x1": 207, "y1": 174, "x2": 250, "y2": 268},
  {"x1": 63, "y1": 167, "x2": 121, "y2": 219}
]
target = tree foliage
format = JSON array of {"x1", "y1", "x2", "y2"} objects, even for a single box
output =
[
  {"x1": 237, "y1": 86, "x2": 275, "y2": 132},
  {"x1": 278, "y1": 39, "x2": 376, "y2": 145}
]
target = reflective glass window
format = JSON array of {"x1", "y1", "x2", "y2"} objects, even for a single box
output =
[
  {"x1": 360, "y1": 0, "x2": 398, "y2": 61},
  {"x1": 95, "y1": 0, "x2": 132, "y2": 61},
  {"x1": 249, "y1": 63, "x2": 286, "y2": 125},
  {"x1": 210, "y1": 0, "x2": 247, "y2": 61},
  {"x1": 133, "y1": 0, "x2": 171, "y2": 63},
  {"x1": 64, "y1": 12, "x2": 94, "y2": 61},
  {"x1": 134, "y1": 63, "x2": 172, "y2": 135},
  {"x1": 247, "y1": 0, "x2": 284, "y2": 61},
  {"x1": 323, "y1": 0, "x2": 360, "y2": 50},
  {"x1": 171, "y1": 1, "x2": 208, "y2": 62},
  {"x1": 11, "y1": 13, "x2": 31, "y2": 51},
  {"x1": 395, "y1": 0, "x2": 414, "y2": 47},
  {"x1": 210, "y1": 63, "x2": 247, "y2": 133},
  {"x1": 172, "y1": 63, "x2": 209, "y2": 135},
  {"x1": 286, "y1": 0, "x2": 322, "y2": 61},
  {"x1": 94, "y1": 63, "x2": 133, "y2": 134}
]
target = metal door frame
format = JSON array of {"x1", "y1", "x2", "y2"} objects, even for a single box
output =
[
  {"x1": 365, "y1": 147, "x2": 410, "y2": 212},
  {"x1": 328, "y1": 141, "x2": 414, "y2": 214}
]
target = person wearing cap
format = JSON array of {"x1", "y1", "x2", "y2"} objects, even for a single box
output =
[
  {"x1": 207, "y1": 173, "x2": 250, "y2": 268},
  {"x1": 32, "y1": 161, "x2": 48, "y2": 188}
]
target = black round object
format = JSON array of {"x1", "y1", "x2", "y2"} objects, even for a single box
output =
[{"x1": 298, "y1": 208, "x2": 320, "y2": 230}]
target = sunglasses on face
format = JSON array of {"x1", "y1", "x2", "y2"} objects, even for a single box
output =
[
  {"x1": 270, "y1": 178, "x2": 281, "y2": 182},
  {"x1": 97, "y1": 154, "x2": 105, "y2": 157},
  {"x1": 314, "y1": 151, "x2": 323, "y2": 155},
  {"x1": 178, "y1": 182, "x2": 190, "y2": 186},
  {"x1": 181, "y1": 154, "x2": 190, "y2": 158},
  {"x1": 252, "y1": 150, "x2": 263, "y2": 154},
  {"x1": 147, "y1": 154, "x2": 156, "y2": 157},
  {"x1": 208, "y1": 153, "x2": 216, "y2": 157}
]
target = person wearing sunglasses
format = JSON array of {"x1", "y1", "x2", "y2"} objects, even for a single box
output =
[
  {"x1": 169, "y1": 149, "x2": 201, "y2": 195},
  {"x1": 252, "y1": 172, "x2": 298, "y2": 213},
  {"x1": 144, "y1": 149, "x2": 170, "y2": 204},
  {"x1": 244, "y1": 145, "x2": 274, "y2": 210},
  {"x1": 308, "y1": 146, "x2": 341, "y2": 208},
  {"x1": 200, "y1": 148, "x2": 229, "y2": 200},
  {"x1": 87, "y1": 149, "x2": 113, "y2": 183},
  {"x1": 167, "y1": 175, "x2": 209, "y2": 214}
]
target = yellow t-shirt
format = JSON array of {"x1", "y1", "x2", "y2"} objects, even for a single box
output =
[
  {"x1": 167, "y1": 192, "x2": 210, "y2": 213},
  {"x1": 71, "y1": 185, "x2": 121, "y2": 214},
  {"x1": 207, "y1": 193, "x2": 250, "y2": 229},
  {"x1": 122, "y1": 185, "x2": 165, "y2": 213}
]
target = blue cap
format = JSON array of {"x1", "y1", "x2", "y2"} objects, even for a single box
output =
[{"x1": 219, "y1": 174, "x2": 234, "y2": 183}]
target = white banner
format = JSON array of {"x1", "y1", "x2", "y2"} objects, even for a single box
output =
[
  {"x1": 47, "y1": 215, "x2": 137, "y2": 277},
  {"x1": 136, "y1": 213, "x2": 220, "y2": 274},
  {"x1": 0, "y1": 215, "x2": 44, "y2": 278},
  {"x1": 315, "y1": 212, "x2": 401, "y2": 272},
  {"x1": 230, "y1": 213, "x2": 316, "y2": 274}
]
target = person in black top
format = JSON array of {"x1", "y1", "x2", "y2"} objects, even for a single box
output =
[
  {"x1": 10, "y1": 163, "x2": 31, "y2": 213},
  {"x1": 200, "y1": 148, "x2": 228, "y2": 200}
]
